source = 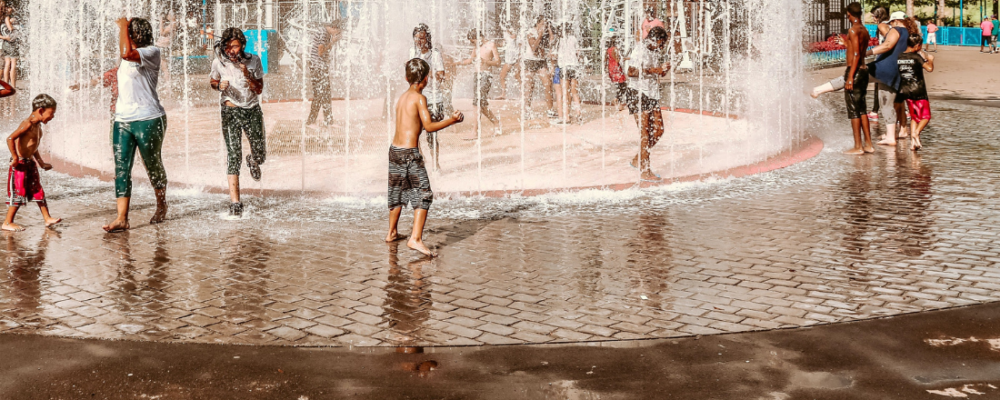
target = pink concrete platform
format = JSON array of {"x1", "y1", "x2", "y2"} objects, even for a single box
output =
[{"x1": 45, "y1": 98, "x2": 822, "y2": 198}]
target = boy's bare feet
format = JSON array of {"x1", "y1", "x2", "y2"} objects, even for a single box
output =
[
  {"x1": 44, "y1": 218, "x2": 62, "y2": 227},
  {"x1": 844, "y1": 148, "x2": 865, "y2": 155},
  {"x1": 102, "y1": 219, "x2": 130, "y2": 232},
  {"x1": 150, "y1": 205, "x2": 167, "y2": 224},
  {"x1": 863, "y1": 144, "x2": 875, "y2": 153},
  {"x1": 2, "y1": 223, "x2": 24, "y2": 232},
  {"x1": 407, "y1": 237, "x2": 436, "y2": 257}
]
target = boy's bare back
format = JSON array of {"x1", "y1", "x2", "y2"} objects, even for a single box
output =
[
  {"x1": 393, "y1": 89, "x2": 428, "y2": 148},
  {"x1": 392, "y1": 86, "x2": 463, "y2": 149}
]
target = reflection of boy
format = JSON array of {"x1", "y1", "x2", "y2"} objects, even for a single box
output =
[
  {"x1": 627, "y1": 27, "x2": 669, "y2": 182},
  {"x1": 385, "y1": 58, "x2": 464, "y2": 257}
]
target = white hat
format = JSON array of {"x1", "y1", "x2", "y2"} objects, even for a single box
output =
[{"x1": 889, "y1": 11, "x2": 907, "y2": 22}]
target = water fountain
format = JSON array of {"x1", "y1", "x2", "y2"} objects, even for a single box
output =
[{"x1": 27, "y1": 0, "x2": 810, "y2": 198}]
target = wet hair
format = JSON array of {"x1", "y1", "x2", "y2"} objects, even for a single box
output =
[
  {"x1": 907, "y1": 33, "x2": 923, "y2": 48},
  {"x1": 870, "y1": 6, "x2": 889, "y2": 23},
  {"x1": 405, "y1": 58, "x2": 430, "y2": 85},
  {"x1": 413, "y1": 23, "x2": 433, "y2": 49},
  {"x1": 32, "y1": 94, "x2": 57, "y2": 111},
  {"x1": 467, "y1": 28, "x2": 482, "y2": 43},
  {"x1": 214, "y1": 27, "x2": 248, "y2": 65},
  {"x1": 845, "y1": 2, "x2": 863, "y2": 19},
  {"x1": 647, "y1": 26, "x2": 668, "y2": 42},
  {"x1": 128, "y1": 18, "x2": 154, "y2": 48}
]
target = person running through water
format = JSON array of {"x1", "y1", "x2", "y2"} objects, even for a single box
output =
[
  {"x1": 103, "y1": 17, "x2": 169, "y2": 232},
  {"x1": 409, "y1": 24, "x2": 448, "y2": 171},
  {"x1": 627, "y1": 26, "x2": 669, "y2": 182},
  {"x1": 457, "y1": 28, "x2": 501, "y2": 137},
  {"x1": 523, "y1": 16, "x2": 556, "y2": 118},
  {"x1": 555, "y1": 22, "x2": 582, "y2": 124},
  {"x1": 497, "y1": 22, "x2": 520, "y2": 101},
  {"x1": 210, "y1": 28, "x2": 265, "y2": 218},
  {"x1": 810, "y1": 2, "x2": 874, "y2": 155},
  {"x1": 306, "y1": 20, "x2": 342, "y2": 126},
  {"x1": 385, "y1": 58, "x2": 464, "y2": 257}
]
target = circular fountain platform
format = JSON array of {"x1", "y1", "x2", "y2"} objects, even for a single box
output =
[{"x1": 47, "y1": 99, "x2": 821, "y2": 198}]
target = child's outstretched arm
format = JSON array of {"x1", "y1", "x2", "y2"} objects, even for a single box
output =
[
  {"x1": 6, "y1": 120, "x2": 30, "y2": 168},
  {"x1": 116, "y1": 18, "x2": 141, "y2": 63},
  {"x1": 418, "y1": 96, "x2": 462, "y2": 133},
  {"x1": 0, "y1": 79, "x2": 14, "y2": 98}
]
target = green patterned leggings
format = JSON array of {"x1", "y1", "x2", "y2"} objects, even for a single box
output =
[{"x1": 113, "y1": 116, "x2": 168, "y2": 198}]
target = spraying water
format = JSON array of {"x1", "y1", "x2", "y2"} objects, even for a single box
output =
[{"x1": 28, "y1": 0, "x2": 806, "y2": 197}]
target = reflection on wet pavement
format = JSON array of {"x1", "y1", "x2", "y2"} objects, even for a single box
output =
[{"x1": 1, "y1": 101, "x2": 999, "y2": 346}]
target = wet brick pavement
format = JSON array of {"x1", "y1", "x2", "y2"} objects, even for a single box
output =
[{"x1": 1, "y1": 101, "x2": 999, "y2": 347}]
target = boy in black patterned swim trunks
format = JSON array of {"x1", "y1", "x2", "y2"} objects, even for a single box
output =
[{"x1": 386, "y1": 58, "x2": 464, "y2": 257}]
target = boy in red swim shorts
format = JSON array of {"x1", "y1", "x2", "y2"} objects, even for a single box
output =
[
  {"x1": 896, "y1": 33, "x2": 934, "y2": 151},
  {"x1": 4, "y1": 94, "x2": 61, "y2": 232}
]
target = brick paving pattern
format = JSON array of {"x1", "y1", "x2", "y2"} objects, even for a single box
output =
[{"x1": 1, "y1": 101, "x2": 999, "y2": 346}]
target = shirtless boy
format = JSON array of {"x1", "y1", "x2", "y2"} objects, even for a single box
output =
[
  {"x1": 386, "y1": 58, "x2": 464, "y2": 257},
  {"x1": 457, "y1": 28, "x2": 501, "y2": 137},
  {"x1": 4, "y1": 94, "x2": 61, "y2": 232},
  {"x1": 810, "y1": 3, "x2": 873, "y2": 154}
]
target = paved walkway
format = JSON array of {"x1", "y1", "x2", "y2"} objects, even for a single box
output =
[{"x1": 1, "y1": 101, "x2": 999, "y2": 347}]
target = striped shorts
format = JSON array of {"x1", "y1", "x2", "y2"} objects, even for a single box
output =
[{"x1": 388, "y1": 146, "x2": 433, "y2": 210}]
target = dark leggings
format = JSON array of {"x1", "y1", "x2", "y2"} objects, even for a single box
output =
[
  {"x1": 113, "y1": 116, "x2": 167, "y2": 198},
  {"x1": 222, "y1": 105, "x2": 267, "y2": 175},
  {"x1": 307, "y1": 66, "x2": 332, "y2": 125}
]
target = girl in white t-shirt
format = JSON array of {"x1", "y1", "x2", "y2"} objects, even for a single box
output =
[{"x1": 103, "y1": 17, "x2": 169, "y2": 232}]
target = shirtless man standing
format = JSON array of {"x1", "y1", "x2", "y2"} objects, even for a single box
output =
[
  {"x1": 810, "y1": 2, "x2": 873, "y2": 154},
  {"x1": 385, "y1": 58, "x2": 464, "y2": 257}
]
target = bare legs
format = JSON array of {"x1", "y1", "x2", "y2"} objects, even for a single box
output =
[
  {"x1": 877, "y1": 102, "x2": 906, "y2": 146},
  {"x1": 3, "y1": 57, "x2": 16, "y2": 88},
  {"x1": 102, "y1": 188, "x2": 166, "y2": 232},
  {"x1": 497, "y1": 63, "x2": 519, "y2": 100},
  {"x1": 228, "y1": 175, "x2": 240, "y2": 203},
  {"x1": 524, "y1": 68, "x2": 553, "y2": 115},
  {"x1": 103, "y1": 197, "x2": 131, "y2": 232},
  {"x1": 2, "y1": 202, "x2": 62, "y2": 232},
  {"x1": 386, "y1": 206, "x2": 435, "y2": 257},
  {"x1": 910, "y1": 118, "x2": 928, "y2": 151},
  {"x1": 632, "y1": 108, "x2": 664, "y2": 181},
  {"x1": 845, "y1": 116, "x2": 874, "y2": 154}
]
